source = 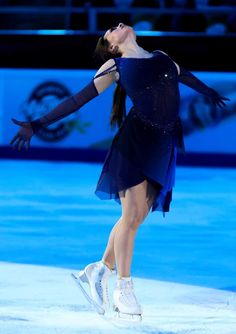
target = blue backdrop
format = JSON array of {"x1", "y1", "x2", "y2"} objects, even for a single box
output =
[{"x1": 1, "y1": 69, "x2": 235, "y2": 154}]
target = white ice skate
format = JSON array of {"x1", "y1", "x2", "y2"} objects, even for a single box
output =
[
  {"x1": 71, "y1": 260, "x2": 116, "y2": 315},
  {"x1": 112, "y1": 277, "x2": 143, "y2": 324}
]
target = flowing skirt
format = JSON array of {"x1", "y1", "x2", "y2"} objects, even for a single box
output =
[{"x1": 94, "y1": 107, "x2": 180, "y2": 216}]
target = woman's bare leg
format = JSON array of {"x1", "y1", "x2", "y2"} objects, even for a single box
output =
[
  {"x1": 114, "y1": 180, "x2": 155, "y2": 277},
  {"x1": 102, "y1": 180, "x2": 158, "y2": 275},
  {"x1": 114, "y1": 180, "x2": 158, "y2": 278},
  {"x1": 102, "y1": 218, "x2": 121, "y2": 270}
]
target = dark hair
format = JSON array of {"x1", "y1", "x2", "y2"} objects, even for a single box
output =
[{"x1": 94, "y1": 36, "x2": 126, "y2": 130}]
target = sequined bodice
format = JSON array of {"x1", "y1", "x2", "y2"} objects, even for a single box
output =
[{"x1": 114, "y1": 51, "x2": 180, "y2": 126}]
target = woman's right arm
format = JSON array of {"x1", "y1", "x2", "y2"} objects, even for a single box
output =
[
  {"x1": 93, "y1": 58, "x2": 118, "y2": 93},
  {"x1": 10, "y1": 59, "x2": 118, "y2": 151}
]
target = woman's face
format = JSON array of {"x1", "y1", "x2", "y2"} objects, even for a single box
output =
[{"x1": 104, "y1": 23, "x2": 135, "y2": 54}]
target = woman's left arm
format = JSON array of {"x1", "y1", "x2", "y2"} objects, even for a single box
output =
[
  {"x1": 156, "y1": 50, "x2": 229, "y2": 109},
  {"x1": 175, "y1": 63, "x2": 229, "y2": 109}
]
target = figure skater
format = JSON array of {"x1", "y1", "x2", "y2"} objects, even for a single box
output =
[{"x1": 10, "y1": 22, "x2": 229, "y2": 321}]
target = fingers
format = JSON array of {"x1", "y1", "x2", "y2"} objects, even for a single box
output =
[
  {"x1": 10, "y1": 122, "x2": 33, "y2": 150},
  {"x1": 11, "y1": 137, "x2": 21, "y2": 150},
  {"x1": 216, "y1": 99, "x2": 226, "y2": 108},
  {"x1": 9, "y1": 133, "x2": 20, "y2": 145},
  {"x1": 25, "y1": 140, "x2": 31, "y2": 151},
  {"x1": 18, "y1": 139, "x2": 26, "y2": 151},
  {"x1": 218, "y1": 96, "x2": 230, "y2": 103},
  {"x1": 221, "y1": 96, "x2": 230, "y2": 101},
  {"x1": 10, "y1": 136, "x2": 30, "y2": 152},
  {"x1": 212, "y1": 95, "x2": 229, "y2": 109},
  {"x1": 11, "y1": 118, "x2": 24, "y2": 126}
]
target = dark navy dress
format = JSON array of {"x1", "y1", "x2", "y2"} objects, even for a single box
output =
[{"x1": 94, "y1": 50, "x2": 185, "y2": 216}]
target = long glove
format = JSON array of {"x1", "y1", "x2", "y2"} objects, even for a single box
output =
[
  {"x1": 10, "y1": 80, "x2": 98, "y2": 151},
  {"x1": 178, "y1": 66, "x2": 230, "y2": 108}
]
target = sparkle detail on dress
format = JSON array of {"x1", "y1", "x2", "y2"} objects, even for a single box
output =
[
  {"x1": 94, "y1": 50, "x2": 184, "y2": 215},
  {"x1": 132, "y1": 109, "x2": 181, "y2": 134}
]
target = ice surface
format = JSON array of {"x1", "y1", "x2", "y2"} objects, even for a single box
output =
[
  {"x1": 0, "y1": 262, "x2": 236, "y2": 334},
  {"x1": 0, "y1": 159, "x2": 236, "y2": 333}
]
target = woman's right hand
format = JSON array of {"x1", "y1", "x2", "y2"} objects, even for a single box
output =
[{"x1": 10, "y1": 118, "x2": 34, "y2": 151}]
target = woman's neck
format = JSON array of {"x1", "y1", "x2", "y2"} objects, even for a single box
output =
[{"x1": 119, "y1": 39, "x2": 151, "y2": 58}]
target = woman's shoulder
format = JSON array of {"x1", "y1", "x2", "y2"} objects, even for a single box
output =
[
  {"x1": 105, "y1": 58, "x2": 116, "y2": 66},
  {"x1": 94, "y1": 58, "x2": 117, "y2": 80},
  {"x1": 152, "y1": 49, "x2": 169, "y2": 57},
  {"x1": 99, "y1": 58, "x2": 116, "y2": 71},
  {"x1": 153, "y1": 50, "x2": 180, "y2": 74}
]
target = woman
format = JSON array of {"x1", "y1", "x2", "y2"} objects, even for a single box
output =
[{"x1": 10, "y1": 23, "x2": 228, "y2": 321}]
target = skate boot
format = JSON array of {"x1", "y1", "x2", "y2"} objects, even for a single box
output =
[
  {"x1": 71, "y1": 260, "x2": 116, "y2": 315},
  {"x1": 113, "y1": 276, "x2": 143, "y2": 322}
]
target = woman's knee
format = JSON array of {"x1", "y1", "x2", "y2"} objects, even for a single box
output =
[{"x1": 122, "y1": 209, "x2": 146, "y2": 231}]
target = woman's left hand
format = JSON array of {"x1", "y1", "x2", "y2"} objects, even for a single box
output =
[{"x1": 209, "y1": 89, "x2": 230, "y2": 109}]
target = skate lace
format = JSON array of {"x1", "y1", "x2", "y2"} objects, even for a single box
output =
[
  {"x1": 119, "y1": 281, "x2": 139, "y2": 305},
  {"x1": 99, "y1": 277, "x2": 109, "y2": 301},
  {"x1": 96, "y1": 267, "x2": 109, "y2": 303}
]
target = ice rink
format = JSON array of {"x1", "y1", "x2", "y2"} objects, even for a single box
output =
[{"x1": 0, "y1": 159, "x2": 236, "y2": 334}]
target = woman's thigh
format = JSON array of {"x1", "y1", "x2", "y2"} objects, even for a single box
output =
[{"x1": 118, "y1": 179, "x2": 159, "y2": 225}]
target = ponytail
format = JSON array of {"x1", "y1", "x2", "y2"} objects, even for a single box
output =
[
  {"x1": 94, "y1": 35, "x2": 127, "y2": 130},
  {"x1": 110, "y1": 84, "x2": 127, "y2": 130}
]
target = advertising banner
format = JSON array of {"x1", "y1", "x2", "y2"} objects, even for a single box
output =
[{"x1": 0, "y1": 69, "x2": 235, "y2": 154}]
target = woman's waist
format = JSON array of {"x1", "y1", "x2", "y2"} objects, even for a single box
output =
[{"x1": 130, "y1": 107, "x2": 181, "y2": 133}]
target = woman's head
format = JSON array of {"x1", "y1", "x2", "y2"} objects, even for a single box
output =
[
  {"x1": 94, "y1": 23, "x2": 135, "y2": 63},
  {"x1": 94, "y1": 23, "x2": 133, "y2": 130}
]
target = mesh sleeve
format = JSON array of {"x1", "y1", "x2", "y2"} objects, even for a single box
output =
[{"x1": 30, "y1": 63, "x2": 117, "y2": 134}]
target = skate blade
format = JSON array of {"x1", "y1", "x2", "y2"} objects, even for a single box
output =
[
  {"x1": 111, "y1": 306, "x2": 142, "y2": 327},
  {"x1": 71, "y1": 272, "x2": 105, "y2": 315}
]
